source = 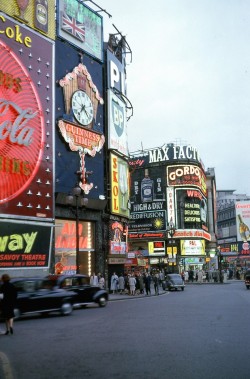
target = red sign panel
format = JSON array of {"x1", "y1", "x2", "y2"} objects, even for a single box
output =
[{"x1": 0, "y1": 14, "x2": 54, "y2": 219}]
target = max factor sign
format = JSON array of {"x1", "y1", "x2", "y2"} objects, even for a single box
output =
[{"x1": 149, "y1": 145, "x2": 201, "y2": 164}]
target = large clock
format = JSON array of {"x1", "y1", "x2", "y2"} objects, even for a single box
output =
[{"x1": 71, "y1": 90, "x2": 94, "y2": 126}]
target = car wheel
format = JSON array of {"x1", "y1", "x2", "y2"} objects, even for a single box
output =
[
  {"x1": 246, "y1": 286, "x2": 250, "y2": 290},
  {"x1": 181, "y1": 287, "x2": 184, "y2": 291},
  {"x1": 98, "y1": 296, "x2": 107, "y2": 307},
  {"x1": 60, "y1": 301, "x2": 73, "y2": 316},
  {"x1": 14, "y1": 308, "x2": 21, "y2": 320}
]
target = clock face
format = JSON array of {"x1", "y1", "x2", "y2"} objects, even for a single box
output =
[{"x1": 71, "y1": 90, "x2": 94, "y2": 126}]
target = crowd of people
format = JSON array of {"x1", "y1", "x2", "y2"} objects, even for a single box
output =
[{"x1": 110, "y1": 271, "x2": 165, "y2": 296}]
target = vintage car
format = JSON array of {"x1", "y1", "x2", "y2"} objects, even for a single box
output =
[
  {"x1": 0, "y1": 277, "x2": 77, "y2": 319},
  {"x1": 45, "y1": 274, "x2": 108, "y2": 308},
  {"x1": 245, "y1": 274, "x2": 250, "y2": 289},
  {"x1": 166, "y1": 274, "x2": 185, "y2": 291}
]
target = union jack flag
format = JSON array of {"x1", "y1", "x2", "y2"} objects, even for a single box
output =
[{"x1": 62, "y1": 12, "x2": 85, "y2": 42}]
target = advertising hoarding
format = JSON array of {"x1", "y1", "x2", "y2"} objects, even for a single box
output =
[
  {"x1": 235, "y1": 202, "x2": 250, "y2": 242},
  {"x1": 109, "y1": 221, "x2": 127, "y2": 255},
  {"x1": 0, "y1": 219, "x2": 53, "y2": 269},
  {"x1": 176, "y1": 188, "x2": 208, "y2": 231},
  {"x1": 167, "y1": 164, "x2": 207, "y2": 196},
  {"x1": 129, "y1": 165, "x2": 166, "y2": 236},
  {"x1": 107, "y1": 90, "x2": 128, "y2": 156},
  {"x1": 55, "y1": 218, "x2": 94, "y2": 274},
  {"x1": 57, "y1": 0, "x2": 103, "y2": 61},
  {"x1": 110, "y1": 153, "x2": 130, "y2": 217},
  {"x1": 180, "y1": 240, "x2": 205, "y2": 255},
  {"x1": 55, "y1": 40, "x2": 105, "y2": 200},
  {"x1": 0, "y1": 0, "x2": 55, "y2": 39},
  {"x1": 106, "y1": 49, "x2": 126, "y2": 94},
  {"x1": 129, "y1": 145, "x2": 203, "y2": 167},
  {"x1": 0, "y1": 14, "x2": 54, "y2": 220}
]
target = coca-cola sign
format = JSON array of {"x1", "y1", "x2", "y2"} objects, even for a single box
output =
[
  {"x1": 0, "y1": 14, "x2": 54, "y2": 220},
  {"x1": 0, "y1": 39, "x2": 43, "y2": 203}
]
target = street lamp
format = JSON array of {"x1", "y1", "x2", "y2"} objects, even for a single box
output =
[
  {"x1": 66, "y1": 185, "x2": 87, "y2": 274},
  {"x1": 167, "y1": 219, "x2": 176, "y2": 273}
]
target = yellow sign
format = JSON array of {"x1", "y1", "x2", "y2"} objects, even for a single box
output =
[{"x1": 0, "y1": 1, "x2": 55, "y2": 40}]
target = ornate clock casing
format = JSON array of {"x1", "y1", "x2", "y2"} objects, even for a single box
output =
[{"x1": 71, "y1": 90, "x2": 94, "y2": 126}]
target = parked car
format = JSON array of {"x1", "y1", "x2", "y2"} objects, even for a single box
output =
[
  {"x1": 245, "y1": 274, "x2": 250, "y2": 289},
  {"x1": 0, "y1": 277, "x2": 77, "y2": 320},
  {"x1": 45, "y1": 274, "x2": 108, "y2": 307},
  {"x1": 166, "y1": 274, "x2": 185, "y2": 291}
]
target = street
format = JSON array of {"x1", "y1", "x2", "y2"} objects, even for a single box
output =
[{"x1": 1, "y1": 281, "x2": 250, "y2": 379}]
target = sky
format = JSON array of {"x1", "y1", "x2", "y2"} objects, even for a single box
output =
[{"x1": 96, "y1": 0, "x2": 250, "y2": 194}]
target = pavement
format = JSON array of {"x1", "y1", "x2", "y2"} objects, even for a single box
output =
[
  {"x1": 108, "y1": 279, "x2": 243, "y2": 301},
  {"x1": 109, "y1": 286, "x2": 166, "y2": 301}
]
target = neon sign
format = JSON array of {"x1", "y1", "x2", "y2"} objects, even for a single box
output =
[{"x1": 0, "y1": 39, "x2": 44, "y2": 204}]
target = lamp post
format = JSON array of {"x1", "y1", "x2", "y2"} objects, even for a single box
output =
[
  {"x1": 217, "y1": 246, "x2": 223, "y2": 283},
  {"x1": 66, "y1": 185, "x2": 87, "y2": 274},
  {"x1": 167, "y1": 219, "x2": 176, "y2": 273}
]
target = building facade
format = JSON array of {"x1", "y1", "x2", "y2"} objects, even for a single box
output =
[
  {"x1": 0, "y1": 1, "x2": 132, "y2": 282},
  {"x1": 127, "y1": 144, "x2": 217, "y2": 274}
]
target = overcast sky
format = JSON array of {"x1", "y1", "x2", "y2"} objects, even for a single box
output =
[{"x1": 98, "y1": 0, "x2": 250, "y2": 194}]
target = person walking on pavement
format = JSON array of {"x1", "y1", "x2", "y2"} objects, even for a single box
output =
[
  {"x1": 153, "y1": 273, "x2": 159, "y2": 295},
  {"x1": 118, "y1": 273, "x2": 125, "y2": 294},
  {"x1": 144, "y1": 273, "x2": 151, "y2": 296},
  {"x1": 90, "y1": 272, "x2": 99, "y2": 286},
  {"x1": 110, "y1": 272, "x2": 118, "y2": 294},
  {"x1": 99, "y1": 274, "x2": 105, "y2": 289},
  {"x1": 0, "y1": 274, "x2": 17, "y2": 335},
  {"x1": 128, "y1": 274, "x2": 136, "y2": 295},
  {"x1": 138, "y1": 273, "x2": 144, "y2": 294}
]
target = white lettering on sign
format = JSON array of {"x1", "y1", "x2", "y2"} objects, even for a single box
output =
[{"x1": 109, "y1": 60, "x2": 126, "y2": 94}]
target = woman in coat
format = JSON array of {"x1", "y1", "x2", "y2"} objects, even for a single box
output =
[
  {"x1": 0, "y1": 274, "x2": 17, "y2": 335},
  {"x1": 110, "y1": 272, "x2": 118, "y2": 293}
]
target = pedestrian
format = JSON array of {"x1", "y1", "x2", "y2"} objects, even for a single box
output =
[
  {"x1": 0, "y1": 274, "x2": 17, "y2": 335},
  {"x1": 110, "y1": 272, "x2": 118, "y2": 294},
  {"x1": 99, "y1": 274, "x2": 105, "y2": 289},
  {"x1": 189, "y1": 269, "x2": 194, "y2": 283},
  {"x1": 184, "y1": 271, "x2": 189, "y2": 282},
  {"x1": 90, "y1": 272, "x2": 99, "y2": 286},
  {"x1": 153, "y1": 274, "x2": 159, "y2": 295},
  {"x1": 197, "y1": 270, "x2": 203, "y2": 284},
  {"x1": 128, "y1": 274, "x2": 136, "y2": 295},
  {"x1": 138, "y1": 273, "x2": 144, "y2": 294},
  {"x1": 144, "y1": 273, "x2": 151, "y2": 296},
  {"x1": 118, "y1": 273, "x2": 125, "y2": 294}
]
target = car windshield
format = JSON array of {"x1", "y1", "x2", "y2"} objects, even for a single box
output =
[{"x1": 168, "y1": 275, "x2": 182, "y2": 279}]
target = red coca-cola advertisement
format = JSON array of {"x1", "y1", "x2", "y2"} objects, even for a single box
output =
[{"x1": 0, "y1": 13, "x2": 54, "y2": 220}]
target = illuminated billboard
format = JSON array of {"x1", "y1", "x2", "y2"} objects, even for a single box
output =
[
  {"x1": 55, "y1": 218, "x2": 94, "y2": 275},
  {"x1": 129, "y1": 165, "x2": 167, "y2": 235},
  {"x1": 109, "y1": 221, "x2": 127, "y2": 255},
  {"x1": 0, "y1": 0, "x2": 55, "y2": 39},
  {"x1": 176, "y1": 188, "x2": 208, "y2": 231},
  {"x1": 0, "y1": 14, "x2": 54, "y2": 220},
  {"x1": 55, "y1": 40, "x2": 105, "y2": 200},
  {"x1": 235, "y1": 202, "x2": 250, "y2": 242},
  {"x1": 180, "y1": 240, "x2": 205, "y2": 256},
  {"x1": 0, "y1": 219, "x2": 53, "y2": 269},
  {"x1": 167, "y1": 164, "x2": 207, "y2": 196},
  {"x1": 110, "y1": 153, "x2": 130, "y2": 217},
  {"x1": 107, "y1": 90, "x2": 128, "y2": 156},
  {"x1": 58, "y1": 0, "x2": 103, "y2": 61}
]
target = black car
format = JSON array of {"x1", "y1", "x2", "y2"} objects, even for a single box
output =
[
  {"x1": 0, "y1": 277, "x2": 77, "y2": 319},
  {"x1": 45, "y1": 274, "x2": 108, "y2": 308},
  {"x1": 166, "y1": 274, "x2": 185, "y2": 291},
  {"x1": 245, "y1": 274, "x2": 250, "y2": 289}
]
